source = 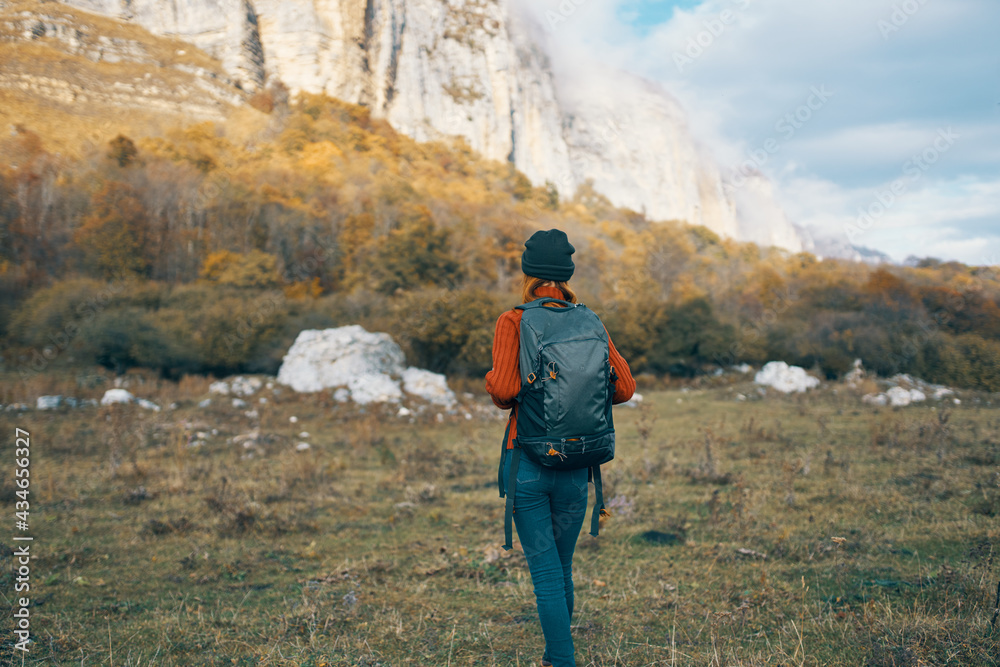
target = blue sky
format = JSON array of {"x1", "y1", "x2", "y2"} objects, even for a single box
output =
[
  {"x1": 617, "y1": 1, "x2": 700, "y2": 31},
  {"x1": 525, "y1": 0, "x2": 1000, "y2": 265}
]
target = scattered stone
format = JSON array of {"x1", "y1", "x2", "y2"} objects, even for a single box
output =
[
  {"x1": 230, "y1": 376, "x2": 263, "y2": 396},
  {"x1": 397, "y1": 407, "x2": 412, "y2": 417},
  {"x1": 231, "y1": 429, "x2": 260, "y2": 448},
  {"x1": 135, "y1": 398, "x2": 161, "y2": 412},
  {"x1": 844, "y1": 358, "x2": 865, "y2": 385},
  {"x1": 232, "y1": 398, "x2": 247, "y2": 408},
  {"x1": 754, "y1": 361, "x2": 820, "y2": 393},
  {"x1": 289, "y1": 415, "x2": 298, "y2": 423},
  {"x1": 333, "y1": 388, "x2": 350, "y2": 403},
  {"x1": 295, "y1": 442, "x2": 310, "y2": 451},
  {"x1": 862, "y1": 393, "x2": 887, "y2": 406},
  {"x1": 887, "y1": 386, "x2": 925, "y2": 407},
  {"x1": 735, "y1": 547, "x2": 768, "y2": 560},
  {"x1": 101, "y1": 388, "x2": 135, "y2": 405},
  {"x1": 623, "y1": 392, "x2": 643, "y2": 408},
  {"x1": 732, "y1": 363, "x2": 753, "y2": 374},
  {"x1": 298, "y1": 431, "x2": 310, "y2": 438},
  {"x1": 36, "y1": 395, "x2": 62, "y2": 410},
  {"x1": 198, "y1": 398, "x2": 212, "y2": 408}
]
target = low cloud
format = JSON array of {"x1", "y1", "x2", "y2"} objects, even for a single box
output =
[{"x1": 518, "y1": 0, "x2": 1000, "y2": 263}]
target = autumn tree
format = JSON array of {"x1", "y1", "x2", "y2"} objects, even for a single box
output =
[
  {"x1": 369, "y1": 208, "x2": 462, "y2": 294},
  {"x1": 199, "y1": 250, "x2": 281, "y2": 289},
  {"x1": 107, "y1": 135, "x2": 138, "y2": 167},
  {"x1": 73, "y1": 182, "x2": 151, "y2": 278}
]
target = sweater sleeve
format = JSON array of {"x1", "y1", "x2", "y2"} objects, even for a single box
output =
[
  {"x1": 606, "y1": 327, "x2": 636, "y2": 404},
  {"x1": 485, "y1": 310, "x2": 521, "y2": 410}
]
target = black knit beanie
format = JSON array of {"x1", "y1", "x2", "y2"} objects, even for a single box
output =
[{"x1": 521, "y1": 229, "x2": 575, "y2": 282}]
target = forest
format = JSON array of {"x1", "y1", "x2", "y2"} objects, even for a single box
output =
[{"x1": 2, "y1": 92, "x2": 999, "y2": 390}]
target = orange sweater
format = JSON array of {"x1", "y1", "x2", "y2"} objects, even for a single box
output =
[{"x1": 485, "y1": 285, "x2": 637, "y2": 449}]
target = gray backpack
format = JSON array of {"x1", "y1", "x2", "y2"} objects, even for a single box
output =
[{"x1": 499, "y1": 297, "x2": 618, "y2": 550}]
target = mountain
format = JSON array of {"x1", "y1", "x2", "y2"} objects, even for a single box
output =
[
  {"x1": 796, "y1": 226, "x2": 892, "y2": 265},
  {"x1": 21, "y1": 0, "x2": 800, "y2": 251}
]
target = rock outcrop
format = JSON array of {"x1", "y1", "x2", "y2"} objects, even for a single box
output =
[
  {"x1": 1, "y1": 1, "x2": 245, "y2": 121},
  {"x1": 54, "y1": 0, "x2": 801, "y2": 251},
  {"x1": 276, "y1": 325, "x2": 457, "y2": 407}
]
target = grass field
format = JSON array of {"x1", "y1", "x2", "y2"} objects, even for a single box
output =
[{"x1": 1, "y1": 370, "x2": 999, "y2": 665}]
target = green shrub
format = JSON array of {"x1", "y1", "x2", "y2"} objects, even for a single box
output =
[{"x1": 390, "y1": 288, "x2": 501, "y2": 375}]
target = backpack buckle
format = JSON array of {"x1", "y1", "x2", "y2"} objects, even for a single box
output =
[{"x1": 526, "y1": 372, "x2": 537, "y2": 384}]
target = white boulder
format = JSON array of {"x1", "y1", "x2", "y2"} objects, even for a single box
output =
[
  {"x1": 100, "y1": 389, "x2": 158, "y2": 410},
  {"x1": 277, "y1": 325, "x2": 404, "y2": 394},
  {"x1": 862, "y1": 393, "x2": 888, "y2": 406},
  {"x1": 401, "y1": 367, "x2": 456, "y2": 408},
  {"x1": 885, "y1": 386, "x2": 926, "y2": 407},
  {"x1": 754, "y1": 362, "x2": 820, "y2": 393},
  {"x1": 276, "y1": 325, "x2": 456, "y2": 407},
  {"x1": 346, "y1": 373, "x2": 403, "y2": 405}
]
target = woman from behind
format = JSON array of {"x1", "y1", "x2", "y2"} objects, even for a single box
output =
[{"x1": 485, "y1": 229, "x2": 636, "y2": 666}]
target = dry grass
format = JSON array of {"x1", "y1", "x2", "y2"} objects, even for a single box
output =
[{"x1": 1, "y1": 370, "x2": 998, "y2": 665}]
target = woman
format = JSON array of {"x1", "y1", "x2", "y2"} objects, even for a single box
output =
[{"x1": 485, "y1": 229, "x2": 636, "y2": 667}]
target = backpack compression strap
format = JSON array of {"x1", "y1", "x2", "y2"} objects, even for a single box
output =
[
  {"x1": 497, "y1": 414, "x2": 513, "y2": 498},
  {"x1": 503, "y1": 447, "x2": 521, "y2": 551},
  {"x1": 589, "y1": 465, "x2": 606, "y2": 538}
]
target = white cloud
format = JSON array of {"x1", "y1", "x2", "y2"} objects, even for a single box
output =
[
  {"x1": 524, "y1": 0, "x2": 1000, "y2": 264},
  {"x1": 782, "y1": 175, "x2": 1000, "y2": 264}
]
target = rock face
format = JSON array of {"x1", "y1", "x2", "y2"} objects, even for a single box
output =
[
  {"x1": 56, "y1": 0, "x2": 801, "y2": 251},
  {"x1": 276, "y1": 325, "x2": 456, "y2": 407},
  {"x1": 754, "y1": 361, "x2": 820, "y2": 393},
  {"x1": 59, "y1": 0, "x2": 264, "y2": 90},
  {"x1": 2, "y1": 1, "x2": 246, "y2": 121}
]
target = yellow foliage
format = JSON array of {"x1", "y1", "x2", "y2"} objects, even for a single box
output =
[
  {"x1": 284, "y1": 278, "x2": 323, "y2": 300},
  {"x1": 199, "y1": 250, "x2": 281, "y2": 289}
]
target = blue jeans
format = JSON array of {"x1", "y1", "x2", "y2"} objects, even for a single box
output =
[{"x1": 502, "y1": 450, "x2": 589, "y2": 667}]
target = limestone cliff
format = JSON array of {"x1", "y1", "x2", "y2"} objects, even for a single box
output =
[
  {"x1": 0, "y1": 0, "x2": 245, "y2": 127},
  {"x1": 52, "y1": 0, "x2": 802, "y2": 251}
]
